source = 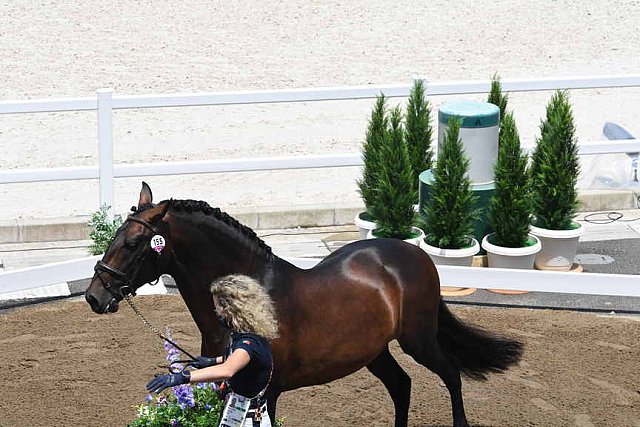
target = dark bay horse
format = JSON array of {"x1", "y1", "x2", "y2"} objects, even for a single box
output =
[{"x1": 85, "y1": 183, "x2": 523, "y2": 427}]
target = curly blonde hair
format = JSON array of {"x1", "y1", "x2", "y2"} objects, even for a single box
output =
[{"x1": 209, "y1": 274, "x2": 279, "y2": 340}]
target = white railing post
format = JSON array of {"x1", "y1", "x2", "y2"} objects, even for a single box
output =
[{"x1": 97, "y1": 89, "x2": 114, "y2": 219}]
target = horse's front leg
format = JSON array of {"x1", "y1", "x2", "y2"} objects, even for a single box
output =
[{"x1": 266, "y1": 386, "x2": 280, "y2": 424}]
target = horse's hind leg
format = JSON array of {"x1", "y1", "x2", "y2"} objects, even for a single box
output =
[
  {"x1": 401, "y1": 335, "x2": 469, "y2": 427},
  {"x1": 366, "y1": 345, "x2": 411, "y2": 427}
]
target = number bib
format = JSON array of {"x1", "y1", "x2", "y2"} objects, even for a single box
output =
[{"x1": 219, "y1": 392, "x2": 251, "y2": 427}]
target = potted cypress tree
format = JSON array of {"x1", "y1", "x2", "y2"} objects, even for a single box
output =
[
  {"x1": 482, "y1": 112, "x2": 541, "y2": 270},
  {"x1": 487, "y1": 73, "x2": 508, "y2": 138},
  {"x1": 405, "y1": 79, "x2": 434, "y2": 205},
  {"x1": 420, "y1": 117, "x2": 480, "y2": 263},
  {"x1": 355, "y1": 94, "x2": 387, "y2": 239},
  {"x1": 529, "y1": 90, "x2": 583, "y2": 271},
  {"x1": 367, "y1": 106, "x2": 425, "y2": 245}
]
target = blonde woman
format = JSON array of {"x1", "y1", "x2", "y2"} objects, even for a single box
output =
[{"x1": 146, "y1": 274, "x2": 279, "y2": 427}]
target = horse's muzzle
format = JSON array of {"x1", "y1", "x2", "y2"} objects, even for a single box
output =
[{"x1": 86, "y1": 293, "x2": 119, "y2": 314}]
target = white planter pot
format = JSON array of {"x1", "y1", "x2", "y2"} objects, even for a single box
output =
[
  {"x1": 420, "y1": 236, "x2": 480, "y2": 295},
  {"x1": 419, "y1": 237, "x2": 480, "y2": 266},
  {"x1": 366, "y1": 226, "x2": 425, "y2": 246},
  {"x1": 354, "y1": 212, "x2": 377, "y2": 240},
  {"x1": 481, "y1": 234, "x2": 542, "y2": 270},
  {"x1": 529, "y1": 223, "x2": 584, "y2": 271}
]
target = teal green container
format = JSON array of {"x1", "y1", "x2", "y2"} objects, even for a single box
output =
[
  {"x1": 418, "y1": 169, "x2": 494, "y2": 255},
  {"x1": 437, "y1": 100, "x2": 500, "y2": 184}
]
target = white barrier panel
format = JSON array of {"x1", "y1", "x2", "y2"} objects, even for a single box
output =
[
  {"x1": 1, "y1": 283, "x2": 71, "y2": 300},
  {"x1": 282, "y1": 258, "x2": 640, "y2": 297},
  {"x1": 1, "y1": 255, "x2": 639, "y2": 298},
  {"x1": 437, "y1": 265, "x2": 640, "y2": 297},
  {"x1": 0, "y1": 153, "x2": 363, "y2": 184},
  {"x1": 0, "y1": 255, "x2": 167, "y2": 300},
  {"x1": 0, "y1": 255, "x2": 101, "y2": 294},
  {"x1": 2, "y1": 140, "x2": 640, "y2": 185},
  {"x1": 2, "y1": 73, "x2": 640, "y2": 211},
  {"x1": 3, "y1": 75, "x2": 640, "y2": 114}
]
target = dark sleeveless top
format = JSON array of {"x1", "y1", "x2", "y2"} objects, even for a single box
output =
[{"x1": 227, "y1": 332, "x2": 272, "y2": 398}]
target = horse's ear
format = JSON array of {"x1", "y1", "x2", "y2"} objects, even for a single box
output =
[
  {"x1": 138, "y1": 182, "x2": 153, "y2": 207},
  {"x1": 147, "y1": 199, "x2": 172, "y2": 225},
  {"x1": 161, "y1": 199, "x2": 173, "y2": 217}
]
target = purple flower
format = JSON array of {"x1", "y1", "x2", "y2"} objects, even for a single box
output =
[
  {"x1": 170, "y1": 419, "x2": 180, "y2": 427},
  {"x1": 205, "y1": 404, "x2": 212, "y2": 411},
  {"x1": 163, "y1": 328, "x2": 181, "y2": 363},
  {"x1": 145, "y1": 394, "x2": 153, "y2": 402},
  {"x1": 173, "y1": 384, "x2": 196, "y2": 409}
]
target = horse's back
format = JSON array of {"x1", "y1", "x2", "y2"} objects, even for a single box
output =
[
  {"x1": 273, "y1": 238, "x2": 441, "y2": 389},
  {"x1": 315, "y1": 238, "x2": 440, "y2": 291}
]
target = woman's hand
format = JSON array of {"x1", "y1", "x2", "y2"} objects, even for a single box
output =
[
  {"x1": 146, "y1": 370, "x2": 190, "y2": 393},
  {"x1": 189, "y1": 356, "x2": 220, "y2": 369}
]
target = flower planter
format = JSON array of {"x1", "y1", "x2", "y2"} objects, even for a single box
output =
[
  {"x1": 529, "y1": 223, "x2": 584, "y2": 271},
  {"x1": 354, "y1": 212, "x2": 377, "y2": 240},
  {"x1": 420, "y1": 236, "x2": 480, "y2": 296},
  {"x1": 420, "y1": 236, "x2": 480, "y2": 266},
  {"x1": 367, "y1": 226, "x2": 425, "y2": 246},
  {"x1": 481, "y1": 234, "x2": 542, "y2": 270},
  {"x1": 482, "y1": 233, "x2": 542, "y2": 294}
]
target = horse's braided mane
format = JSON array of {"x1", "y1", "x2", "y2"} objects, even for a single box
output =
[{"x1": 159, "y1": 199, "x2": 273, "y2": 258}]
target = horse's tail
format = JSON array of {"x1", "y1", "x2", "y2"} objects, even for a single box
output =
[{"x1": 436, "y1": 300, "x2": 523, "y2": 380}]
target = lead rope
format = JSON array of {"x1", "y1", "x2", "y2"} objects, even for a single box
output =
[{"x1": 124, "y1": 294, "x2": 198, "y2": 362}]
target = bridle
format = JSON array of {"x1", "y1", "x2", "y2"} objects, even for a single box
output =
[
  {"x1": 92, "y1": 211, "x2": 199, "y2": 365},
  {"x1": 93, "y1": 215, "x2": 163, "y2": 301}
]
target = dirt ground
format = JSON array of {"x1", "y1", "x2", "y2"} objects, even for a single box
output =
[{"x1": 1, "y1": 295, "x2": 638, "y2": 427}]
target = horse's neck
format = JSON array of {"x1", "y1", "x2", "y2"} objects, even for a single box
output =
[
  {"x1": 165, "y1": 211, "x2": 282, "y2": 308},
  {"x1": 165, "y1": 215, "x2": 278, "y2": 354},
  {"x1": 169, "y1": 212, "x2": 272, "y2": 276}
]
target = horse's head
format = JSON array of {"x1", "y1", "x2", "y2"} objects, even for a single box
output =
[{"x1": 85, "y1": 182, "x2": 172, "y2": 314}]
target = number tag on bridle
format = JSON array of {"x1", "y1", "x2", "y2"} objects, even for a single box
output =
[{"x1": 150, "y1": 235, "x2": 166, "y2": 254}]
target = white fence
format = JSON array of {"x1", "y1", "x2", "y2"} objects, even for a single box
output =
[
  {"x1": 1, "y1": 74, "x2": 640, "y2": 300},
  {"x1": 1, "y1": 255, "x2": 639, "y2": 300},
  {"x1": 2, "y1": 74, "x2": 640, "y2": 212}
]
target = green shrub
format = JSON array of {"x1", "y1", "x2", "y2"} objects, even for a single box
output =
[
  {"x1": 405, "y1": 79, "x2": 433, "y2": 201},
  {"x1": 529, "y1": 90, "x2": 580, "y2": 230},
  {"x1": 357, "y1": 94, "x2": 388, "y2": 219},
  {"x1": 369, "y1": 107, "x2": 416, "y2": 239},
  {"x1": 422, "y1": 117, "x2": 479, "y2": 248},
  {"x1": 487, "y1": 73, "x2": 508, "y2": 130},
  {"x1": 88, "y1": 205, "x2": 123, "y2": 255},
  {"x1": 488, "y1": 112, "x2": 532, "y2": 247}
]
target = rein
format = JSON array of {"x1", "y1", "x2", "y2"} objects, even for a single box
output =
[
  {"x1": 93, "y1": 213, "x2": 198, "y2": 367},
  {"x1": 124, "y1": 294, "x2": 198, "y2": 365}
]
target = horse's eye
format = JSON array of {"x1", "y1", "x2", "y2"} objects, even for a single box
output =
[{"x1": 124, "y1": 238, "x2": 141, "y2": 250}]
